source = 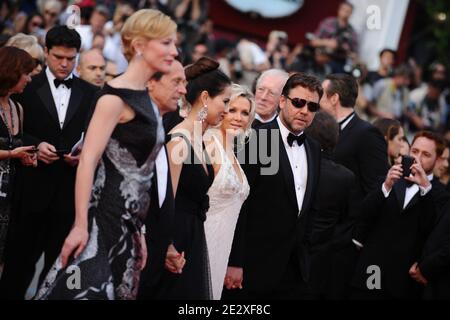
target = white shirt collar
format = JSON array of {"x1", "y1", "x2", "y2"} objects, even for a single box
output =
[
  {"x1": 338, "y1": 112, "x2": 356, "y2": 130},
  {"x1": 255, "y1": 112, "x2": 278, "y2": 124}
]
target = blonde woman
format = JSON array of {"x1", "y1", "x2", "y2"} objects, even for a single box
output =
[
  {"x1": 204, "y1": 84, "x2": 255, "y2": 299},
  {"x1": 6, "y1": 33, "x2": 45, "y2": 75},
  {"x1": 35, "y1": 9, "x2": 178, "y2": 300}
]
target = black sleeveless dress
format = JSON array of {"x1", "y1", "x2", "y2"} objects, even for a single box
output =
[
  {"x1": 35, "y1": 83, "x2": 164, "y2": 300},
  {"x1": 159, "y1": 133, "x2": 214, "y2": 299},
  {"x1": 0, "y1": 100, "x2": 23, "y2": 264}
]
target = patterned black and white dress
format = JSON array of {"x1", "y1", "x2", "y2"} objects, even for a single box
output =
[{"x1": 35, "y1": 83, "x2": 164, "y2": 300}]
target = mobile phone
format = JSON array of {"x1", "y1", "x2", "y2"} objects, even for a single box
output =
[
  {"x1": 53, "y1": 149, "x2": 70, "y2": 157},
  {"x1": 401, "y1": 155, "x2": 415, "y2": 177}
]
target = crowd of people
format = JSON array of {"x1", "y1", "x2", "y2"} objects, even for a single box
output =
[{"x1": 0, "y1": 0, "x2": 449, "y2": 300}]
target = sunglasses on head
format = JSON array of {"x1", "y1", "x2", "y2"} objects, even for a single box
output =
[{"x1": 285, "y1": 95, "x2": 320, "y2": 112}]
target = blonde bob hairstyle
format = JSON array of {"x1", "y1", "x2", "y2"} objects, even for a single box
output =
[
  {"x1": 228, "y1": 83, "x2": 256, "y2": 134},
  {"x1": 121, "y1": 9, "x2": 177, "y2": 62}
]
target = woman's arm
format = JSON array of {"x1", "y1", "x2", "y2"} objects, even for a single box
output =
[{"x1": 60, "y1": 94, "x2": 129, "y2": 267}]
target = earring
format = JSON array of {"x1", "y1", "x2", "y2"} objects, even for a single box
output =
[
  {"x1": 197, "y1": 104, "x2": 208, "y2": 122},
  {"x1": 136, "y1": 51, "x2": 142, "y2": 57}
]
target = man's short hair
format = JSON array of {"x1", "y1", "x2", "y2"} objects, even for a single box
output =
[
  {"x1": 305, "y1": 111, "x2": 339, "y2": 154},
  {"x1": 412, "y1": 130, "x2": 446, "y2": 157},
  {"x1": 45, "y1": 25, "x2": 81, "y2": 51},
  {"x1": 379, "y1": 48, "x2": 396, "y2": 59},
  {"x1": 324, "y1": 73, "x2": 358, "y2": 108},
  {"x1": 282, "y1": 72, "x2": 323, "y2": 100}
]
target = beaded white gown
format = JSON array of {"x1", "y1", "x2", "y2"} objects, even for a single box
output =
[{"x1": 204, "y1": 134, "x2": 250, "y2": 300}]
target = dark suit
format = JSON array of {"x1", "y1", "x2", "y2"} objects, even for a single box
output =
[
  {"x1": 419, "y1": 199, "x2": 450, "y2": 299},
  {"x1": 351, "y1": 178, "x2": 450, "y2": 299},
  {"x1": 0, "y1": 70, "x2": 97, "y2": 299},
  {"x1": 335, "y1": 114, "x2": 389, "y2": 197},
  {"x1": 226, "y1": 119, "x2": 321, "y2": 299},
  {"x1": 138, "y1": 146, "x2": 175, "y2": 299},
  {"x1": 309, "y1": 154, "x2": 359, "y2": 299}
]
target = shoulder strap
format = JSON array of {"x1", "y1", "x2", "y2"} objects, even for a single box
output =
[{"x1": 10, "y1": 99, "x2": 23, "y2": 134}]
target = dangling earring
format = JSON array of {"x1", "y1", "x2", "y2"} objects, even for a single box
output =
[
  {"x1": 197, "y1": 104, "x2": 208, "y2": 122},
  {"x1": 136, "y1": 51, "x2": 142, "y2": 58}
]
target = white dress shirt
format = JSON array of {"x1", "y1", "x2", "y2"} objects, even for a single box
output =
[
  {"x1": 46, "y1": 68, "x2": 72, "y2": 129},
  {"x1": 277, "y1": 117, "x2": 308, "y2": 214},
  {"x1": 381, "y1": 174, "x2": 433, "y2": 209},
  {"x1": 151, "y1": 100, "x2": 168, "y2": 208}
]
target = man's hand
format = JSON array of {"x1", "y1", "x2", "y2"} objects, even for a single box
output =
[
  {"x1": 224, "y1": 266, "x2": 243, "y2": 290},
  {"x1": 37, "y1": 142, "x2": 59, "y2": 164},
  {"x1": 409, "y1": 262, "x2": 428, "y2": 285},
  {"x1": 405, "y1": 158, "x2": 430, "y2": 189},
  {"x1": 383, "y1": 164, "x2": 403, "y2": 192},
  {"x1": 63, "y1": 154, "x2": 80, "y2": 167}
]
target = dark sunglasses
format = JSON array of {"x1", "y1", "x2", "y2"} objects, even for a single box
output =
[
  {"x1": 285, "y1": 95, "x2": 320, "y2": 112},
  {"x1": 33, "y1": 58, "x2": 44, "y2": 67}
]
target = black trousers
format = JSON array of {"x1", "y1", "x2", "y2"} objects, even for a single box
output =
[
  {"x1": 0, "y1": 193, "x2": 73, "y2": 300},
  {"x1": 223, "y1": 253, "x2": 316, "y2": 300}
]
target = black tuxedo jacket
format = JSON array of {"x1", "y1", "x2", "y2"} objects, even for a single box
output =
[
  {"x1": 229, "y1": 118, "x2": 321, "y2": 293},
  {"x1": 138, "y1": 146, "x2": 175, "y2": 299},
  {"x1": 335, "y1": 114, "x2": 389, "y2": 197},
  {"x1": 309, "y1": 155, "x2": 359, "y2": 293},
  {"x1": 352, "y1": 178, "x2": 450, "y2": 298},
  {"x1": 13, "y1": 70, "x2": 98, "y2": 215},
  {"x1": 419, "y1": 197, "x2": 450, "y2": 299}
]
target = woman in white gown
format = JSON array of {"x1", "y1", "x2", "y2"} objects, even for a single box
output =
[{"x1": 204, "y1": 84, "x2": 256, "y2": 300}]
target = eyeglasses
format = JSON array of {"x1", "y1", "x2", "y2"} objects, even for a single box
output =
[
  {"x1": 33, "y1": 58, "x2": 44, "y2": 67},
  {"x1": 285, "y1": 95, "x2": 320, "y2": 112}
]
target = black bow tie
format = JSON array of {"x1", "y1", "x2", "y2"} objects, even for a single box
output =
[
  {"x1": 54, "y1": 78, "x2": 73, "y2": 88},
  {"x1": 287, "y1": 132, "x2": 306, "y2": 147}
]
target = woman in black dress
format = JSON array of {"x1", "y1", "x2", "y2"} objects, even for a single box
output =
[
  {"x1": 0, "y1": 47, "x2": 37, "y2": 270},
  {"x1": 35, "y1": 9, "x2": 179, "y2": 300},
  {"x1": 162, "y1": 57, "x2": 232, "y2": 299}
]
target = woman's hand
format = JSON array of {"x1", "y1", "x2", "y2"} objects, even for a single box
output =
[
  {"x1": 164, "y1": 244, "x2": 185, "y2": 274},
  {"x1": 10, "y1": 145, "x2": 36, "y2": 160},
  {"x1": 60, "y1": 225, "x2": 89, "y2": 268}
]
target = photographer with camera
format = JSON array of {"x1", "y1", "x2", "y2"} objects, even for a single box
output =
[
  {"x1": 265, "y1": 30, "x2": 290, "y2": 70},
  {"x1": 309, "y1": 1, "x2": 358, "y2": 73}
]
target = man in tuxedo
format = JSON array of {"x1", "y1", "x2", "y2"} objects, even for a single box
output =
[
  {"x1": 252, "y1": 69, "x2": 288, "y2": 129},
  {"x1": 321, "y1": 73, "x2": 389, "y2": 197},
  {"x1": 409, "y1": 201, "x2": 450, "y2": 299},
  {"x1": 305, "y1": 111, "x2": 359, "y2": 299},
  {"x1": 351, "y1": 131, "x2": 450, "y2": 299},
  {"x1": 225, "y1": 73, "x2": 322, "y2": 299},
  {"x1": 0, "y1": 26, "x2": 98, "y2": 299},
  {"x1": 138, "y1": 60, "x2": 187, "y2": 299}
]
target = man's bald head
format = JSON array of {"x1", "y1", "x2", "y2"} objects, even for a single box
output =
[{"x1": 77, "y1": 49, "x2": 106, "y2": 87}]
